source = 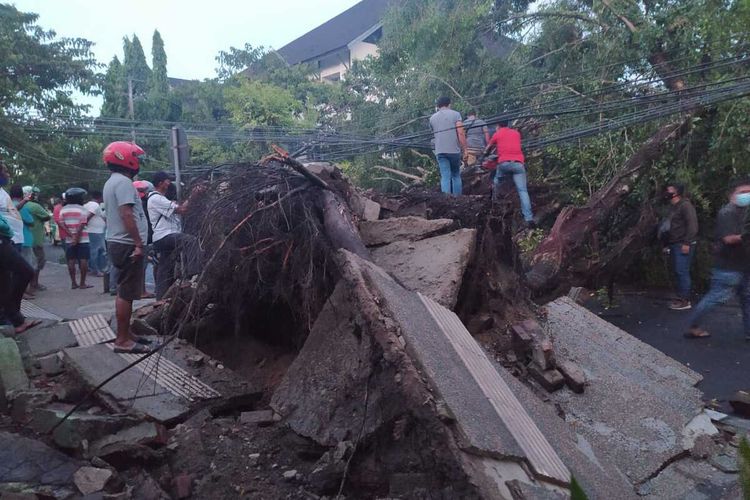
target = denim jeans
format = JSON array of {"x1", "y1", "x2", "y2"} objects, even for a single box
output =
[
  {"x1": 688, "y1": 269, "x2": 750, "y2": 335},
  {"x1": 493, "y1": 161, "x2": 534, "y2": 222},
  {"x1": 670, "y1": 242, "x2": 695, "y2": 300},
  {"x1": 88, "y1": 232, "x2": 108, "y2": 274},
  {"x1": 436, "y1": 153, "x2": 462, "y2": 195}
]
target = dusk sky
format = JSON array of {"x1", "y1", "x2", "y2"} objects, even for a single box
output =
[{"x1": 12, "y1": 0, "x2": 361, "y2": 111}]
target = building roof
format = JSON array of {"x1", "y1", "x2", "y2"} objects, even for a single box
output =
[{"x1": 277, "y1": 0, "x2": 393, "y2": 65}]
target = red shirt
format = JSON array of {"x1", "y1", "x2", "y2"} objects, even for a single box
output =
[{"x1": 488, "y1": 127, "x2": 525, "y2": 164}]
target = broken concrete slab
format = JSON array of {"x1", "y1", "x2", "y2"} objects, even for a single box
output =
[
  {"x1": 370, "y1": 228, "x2": 476, "y2": 309},
  {"x1": 0, "y1": 338, "x2": 29, "y2": 394},
  {"x1": 10, "y1": 390, "x2": 53, "y2": 424},
  {"x1": 362, "y1": 198, "x2": 380, "y2": 221},
  {"x1": 546, "y1": 296, "x2": 707, "y2": 484},
  {"x1": 639, "y1": 454, "x2": 740, "y2": 499},
  {"x1": 73, "y1": 467, "x2": 113, "y2": 495},
  {"x1": 63, "y1": 344, "x2": 191, "y2": 423},
  {"x1": 274, "y1": 251, "x2": 637, "y2": 498},
  {"x1": 17, "y1": 322, "x2": 77, "y2": 359},
  {"x1": 89, "y1": 421, "x2": 167, "y2": 458},
  {"x1": 31, "y1": 405, "x2": 142, "y2": 450},
  {"x1": 0, "y1": 431, "x2": 80, "y2": 497},
  {"x1": 37, "y1": 353, "x2": 65, "y2": 376},
  {"x1": 359, "y1": 216, "x2": 454, "y2": 246},
  {"x1": 239, "y1": 410, "x2": 275, "y2": 426}
]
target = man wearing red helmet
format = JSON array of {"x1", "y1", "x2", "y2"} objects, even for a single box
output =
[{"x1": 102, "y1": 141, "x2": 152, "y2": 354}]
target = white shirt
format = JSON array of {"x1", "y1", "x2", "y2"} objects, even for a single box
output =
[
  {"x1": 84, "y1": 201, "x2": 106, "y2": 234},
  {"x1": 147, "y1": 192, "x2": 182, "y2": 242},
  {"x1": 0, "y1": 188, "x2": 24, "y2": 244}
]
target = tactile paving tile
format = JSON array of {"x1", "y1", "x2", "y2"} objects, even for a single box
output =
[
  {"x1": 69, "y1": 314, "x2": 115, "y2": 346},
  {"x1": 418, "y1": 292, "x2": 570, "y2": 486},
  {"x1": 20, "y1": 300, "x2": 62, "y2": 321},
  {"x1": 69, "y1": 314, "x2": 219, "y2": 400}
]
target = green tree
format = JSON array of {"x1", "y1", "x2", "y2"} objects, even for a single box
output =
[
  {"x1": 225, "y1": 80, "x2": 302, "y2": 128},
  {"x1": 101, "y1": 56, "x2": 126, "y2": 117},
  {"x1": 148, "y1": 30, "x2": 170, "y2": 120},
  {"x1": 0, "y1": 3, "x2": 101, "y2": 191}
]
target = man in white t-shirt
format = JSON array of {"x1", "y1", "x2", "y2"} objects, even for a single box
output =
[
  {"x1": 0, "y1": 167, "x2": 25, "y2": 250},
  {"x1": 84, "y1": 190, "x2": 107, "y2": 277},
  {"x1": 148, "y1": 171, "x2": 204, "y2": 299}
]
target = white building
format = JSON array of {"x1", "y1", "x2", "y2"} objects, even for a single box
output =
[{"x1": 276, "y1": 0, "x2": 393, "y2": 82}]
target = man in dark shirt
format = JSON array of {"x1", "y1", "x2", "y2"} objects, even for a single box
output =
[
  {"x1": 660, "y1": 183, "x2": 699, "y2": 310},
  {"x1": 685, "y1": 179, "x2": 750, "y2": 338}
]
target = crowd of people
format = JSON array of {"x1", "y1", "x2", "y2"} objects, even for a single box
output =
[
  {"x1": 2, "y1": 127, "x2": 749, "y2": 346},
  {"x1": 0, "y1": 141, "x2": 201, "y2": 350},
  {"x1": 429, "y1": 96, "x2": 750, "y2": 341}
]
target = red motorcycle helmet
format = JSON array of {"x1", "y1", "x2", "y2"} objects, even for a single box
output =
[
  {"x1": 102, "y1": 141, "x2": 145, "y2": 171},
  {"x1": 482, "y1": 154, "x2": 499, "y2": 171}
]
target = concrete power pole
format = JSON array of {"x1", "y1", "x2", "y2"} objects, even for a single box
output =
[{"x1": 127, "y1": 78, "x2": 135, "y2": 142}]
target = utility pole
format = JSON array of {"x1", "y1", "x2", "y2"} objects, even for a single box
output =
[
  {"x1": 170, "y1": 126, "x2": 184, "y2": 200},
  {"x1": 127, "y1": 78, "x2": 135, "y2": 142}
]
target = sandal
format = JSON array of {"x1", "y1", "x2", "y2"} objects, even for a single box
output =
[
  {"x1": 79, "y1": 284, "x2": 93, "y2": 289},
  {"x1": 15, "y1": 319, "x2": 43, "y2": 334},
  {"x1": 684, "y1": 328, "x2": 711, "y2": 339},
  {"x1": 114, "y1": 343, "x2": 152, "y2": 354}
]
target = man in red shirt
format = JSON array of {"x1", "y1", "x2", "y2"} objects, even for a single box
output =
[{"x1": 484, "y1": 120, "x2": 534, "y2": 226}]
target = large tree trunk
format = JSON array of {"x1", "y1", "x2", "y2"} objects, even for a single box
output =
[{"x1": 525, "y1": 116, "x2": 692, "y2": 294}]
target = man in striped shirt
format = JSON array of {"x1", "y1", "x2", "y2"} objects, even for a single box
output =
[{"x1": 58, "y1": 187, "x2": 93, "y2": 289}]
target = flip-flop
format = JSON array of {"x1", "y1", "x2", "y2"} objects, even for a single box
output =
[
  {"x1": 79, "y1": 284, "x2": 93, "y2": 289},
  {"x1": 113, "y1": 344, "x2": 152, "y2": 354},
  {"x1": 71, "y1": 284, "x2": 79, "y2": 289},
  {"x1": 684, "y1": 330, "x2": 711, "y2": 339},
  {"x1": 15, "y1": 319, "x2": 43, "y2": 334}
]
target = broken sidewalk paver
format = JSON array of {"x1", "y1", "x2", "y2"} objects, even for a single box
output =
[
  {"x1": 545, "y1": 296, "x2": 708, "y2": 483},
  {"x1": 20, "y1": 299, "x2": 62, "y2": 321},
  {"x1": 0, "y1": 337, "x2": 30, "y2": 394},
  {"x1": 359, "y1": 216, "x2": 454, "y2": 246},
  {"x1": 18, "y1": 322, "x2": 77, "y2": 358},
  {"x1": 63, "y1": 344, "x2": 193, "y2": 423},
  {"x1": 0, "y1": 431, "x2": 80, "y2": 489},
  {"x1": 68, "y1": 314, "x2": 219, "y2": 401},
  {"x1": 73, "y1": 466, "x2": 112, "y2": 495},
  {"x1": 370, "y1": 228, "x2": 476, "y2": 309}
]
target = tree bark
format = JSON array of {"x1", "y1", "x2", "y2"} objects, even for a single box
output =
[
  {"x1": 525, "y1": 116, "x2": 692, "y2": 294},
  {"x1": 320, "y1": 190, "x2": 371, "y2": 261}
]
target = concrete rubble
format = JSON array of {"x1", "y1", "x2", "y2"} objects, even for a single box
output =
[{"x1": 0, "y1": 162, "x2": 747, "y2": 499}]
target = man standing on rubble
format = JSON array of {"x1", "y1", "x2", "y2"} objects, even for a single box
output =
[
  {"x1": 484, "y1": 120, "x2": 535, "y2": 227},
  {"x1": 102, "y1": 141, "x2": 152, "y2": 354},
  {"x1": 659, "y1": 183, "x2": 698, "y2": 311},
  {"x1": 430, "y1": 96, "x2": 467, "y2": 195},
  {"x1": 148, "y1": 171, "x2": 203, "y2": 300},
  {"x1": 463, "y1": 110, "x2": 490, "y2": 167},
  {"x1": 684, "y1": 179, "x2": 750, "y2": 339}
]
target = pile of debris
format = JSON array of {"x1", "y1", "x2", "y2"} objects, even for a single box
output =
[{"x1": 0, "y1": 158, "x2": 746, "y2": 499}]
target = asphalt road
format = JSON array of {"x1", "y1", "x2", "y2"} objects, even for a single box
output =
[{"x1": 585, "y1": 289, "x2": 749, "y2": 414}]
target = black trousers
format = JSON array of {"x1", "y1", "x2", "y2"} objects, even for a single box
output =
[
  {"x1": 153, "y1": 233, "x2": 200, "y2": 300},
  {"x1": 0, "y1": 237, "x2": 34, "y2": 327}
]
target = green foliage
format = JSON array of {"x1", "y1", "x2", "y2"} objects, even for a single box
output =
[
  {"x1": 740, "y1": 436, "x2": 750, "y2": 500},
  {"x1": 570, "y1": 476, "x2": 589, "y2": 500},
  {"x1": 225, "y1": 80, "x2": 303, "y2": 128},
  {"x1": 0, "y1": 3, "x2": 100, "y2": 194},
  {"x1": 101, "y1": 56, "x2": 125, "y2": 117},
  {"x1": 148, "y1": 30, "x2": 171, "y2": 120}
]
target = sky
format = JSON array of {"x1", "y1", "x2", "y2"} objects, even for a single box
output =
[{"x1": 12, "y1": 0, "x2": 361, "y2": 112}]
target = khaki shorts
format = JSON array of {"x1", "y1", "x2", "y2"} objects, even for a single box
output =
[{"x1": 108, "y1": 241, "x2": 145, "y2": 302}]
